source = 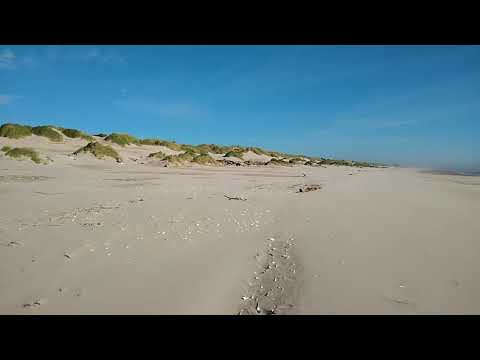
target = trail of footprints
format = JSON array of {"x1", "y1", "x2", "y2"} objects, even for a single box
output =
[{"x1": 238, "y1": 237, "x2": 298, "y2": 315}]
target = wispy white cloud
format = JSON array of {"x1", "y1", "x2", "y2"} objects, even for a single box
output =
[
  {"x1": 0, "y1": 49, "x2": 16, "y2": 69},
  {"x1": 0, "y1": 94, "x2": 21, "y2": 105}
]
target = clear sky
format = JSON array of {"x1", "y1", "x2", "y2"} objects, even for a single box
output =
[{"x1": 1, "y1": 45, "x2": 479, "y2": 170}]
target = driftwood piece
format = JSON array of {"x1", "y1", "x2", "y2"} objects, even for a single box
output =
[{"x1": 224, "y1": 195, "x2": 247, "y2": 201}]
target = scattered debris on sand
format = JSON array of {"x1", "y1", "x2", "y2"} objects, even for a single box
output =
[
  {"x1": 238, "y1": 237, "x2": 299, "y2": 315},
  {"x1": 224, "y1": 195, "x2": 247, "y2": 201},
  {"x1": 22, "y1": 298, "x2": 47, "y2": 309},
  {"x1": 295, "y1": 184, "x2": 322, "y2": 193}
]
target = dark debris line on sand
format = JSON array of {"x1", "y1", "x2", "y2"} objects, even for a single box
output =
[
  {"x1": 238, "y1": 237, "x2": 299, "y2": 315},
  {"x1": 224, "y1": 195, "x2": 247, "y2": 201}
]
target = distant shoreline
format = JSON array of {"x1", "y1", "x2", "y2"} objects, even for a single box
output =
[{"x1": 421, "y1": 169, "x2": 480, "y2": 177}]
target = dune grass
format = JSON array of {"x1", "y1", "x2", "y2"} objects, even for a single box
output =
[
  {"x1": 162, "y1": 141, "x2": 184, "y2": 151},
  {"x1": 139, "y1": 138, "x2": 185, "y2": 151},
  {"x1": 177, "y1": 152, "x2": 195, "y2": 162},
  {"x1": 147, "y1": 151, "x2": 166, "y2": 159},
  {"x1": 224, "y1": 150, "x2": 244, "y2": 158},
  {"x1": 245, "y1": 147, "x2": 269, "y2": 156},
  {"x1": 161, "y1": 152, "x2": 195, "y2": 164},
  {"x1": 4, "y1": 147, "x2": 42, "y2": 164},
  {"x1": 267, "y1": 158, "x2": 291, "y2": 166},
  {"x1": 31, "y1": 126, "x2": 63, "y2": 142},
  {"x1": 58, "y1": 128, "x2": 93, "y2": 141},
  {"x1": 139, "y1": 138, "x2": 163, "y2": 146},
  {"x1": 104, "y1": 133, "x2": 139, "y2": 146},
  {"x1": 0, "y1": 123, "x2": 33, "y2": 139},
  {"x1": 73, "y1": 142, "x2": 122, "y2": 162},
  {"x1": 1, "y1": 145, "x2": 12, "y2": 152},
  {"x1": 289, "y1": 157, "x2": 305, "y2": 164},
  {"x1": 192, "y1": 144, "x2": 232, "y2": 154},
  {"x1": 1, "y1": 122, "x2": 377, "y2": 167},
  {"x1": 192, "y1": 153, "x2": 217, "y2": 165}
]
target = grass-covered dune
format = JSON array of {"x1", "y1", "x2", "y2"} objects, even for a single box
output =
[
  {"x1": 0, "y1": 123, "x2": 64, "y2": 142},
  {"x1": 192, "y1": 153, "x2": 217, "y2": 165},
  {"x1": 104, "y1": 133, "x2": 139, "y2": 146},
  {"x1": 1, "y1": 122, "x2": 380, "y2": 168},
  {"x1": 55, "y1": 127, "x2": 93, "y2": 141},
  {"x1": 1, "y1": 146, "x2": 43, "y2": 164},
  {"x1": 0, "y1": 123, "x2": 93, "y2": 142},
  {"x1": 0, "y1": 123, "x2": 33, "y2": 139},
  {"x1": 73, "y1": 142, "x2": 122, "y2": 162}
]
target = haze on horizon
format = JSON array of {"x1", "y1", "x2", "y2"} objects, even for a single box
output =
[{"x1": 1, "y1": 45, "x2": 478, "y2": 171}]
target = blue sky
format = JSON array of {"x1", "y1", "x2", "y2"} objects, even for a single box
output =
[{"x1": 1, "y1": 45, "x2": 479, "y2": 170}]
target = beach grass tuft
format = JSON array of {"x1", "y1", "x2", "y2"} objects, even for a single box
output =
[
  {"x1": 31, "y1": 126, "x2": 63, "y2": 142},
  {"x1": 192, "y1": 153, "x2": 217, "y2": 165},
  {"x1": 73, "y1": 142, "x2": 122, "y2": 162},
  {"x1": 105, "y1": 133, "x2": 139, "y2": 146},
  {"x1": 4, "y1": 147, "x2": 43, "y2": 164},
  {"x1": 0, "y1": 123, "x2": 33, "y2": 139},
  {"x1": 58, "y1": 128, "x2": 93, "y2": 141}
]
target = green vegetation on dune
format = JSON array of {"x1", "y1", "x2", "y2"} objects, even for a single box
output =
[
  {"x1": 58, "y1": 128, "x2": 93, "y2": 141},
  {"x1": 163, "y1": 141, "x2": 183, "y2": 151},
  {"x1": 177, "y1": 151, "x2": 195, "y2": 162},
  {"x1": 192, "y1": 153, "x2": 217, "y2": 165},
  {"x1": 104, "y1": 133, "x2": 139, "y2": 146},
  {"x1": 1, "y1": 145, "x2": 12, "y2": 152},
  {"x1": 31, "y1": 126, "x2": 63, "y2": 142},
  {"x1": 224, "y1": 150, "x2": 244, "y2": 158},
  {"x1": 193, "y1": 144, "x2": 237, "y2": 154},
  {"x1": 245, "y1": 147, "x2": 269, "y2": 155},
  {"x1": 147, "y1": 151, "x2": 166, "y2": 159},
  {"x1": 138, "y1": 138, "x2": 163, "y2": 146},
  {"x1": 1, "y1": 122, "x2": 378, "y2": 167},
  {"x1": 267, "y1": 158, "x2": 291, "y2": 166},
  {"x1": 0, "y1": 123, "x2": 33, "y2": 139},
  {"x1": 94, "y1": 133, "x2": 108, "y2": 138},
  {"x1": 139, "y1": 138, "x2": 185, "y2": 151},
  {"x1": 1, "y1": 123, "x2": 64, "y2": 142},
  {"x1": 161, "y1": 152, "x2": 195, "y2": 164},
  {"x1": 73, "y1": 142, "x2": 122, "y2": 162},
  {"x1": 4, "y1": 147, "x2": 43, "y2": 164},
  {"x1": 180, "y1": 145, "x2": 199, "y2": 154},
  {"x1": 289, "y1": 157, "x2": 305, "y2": 164}
]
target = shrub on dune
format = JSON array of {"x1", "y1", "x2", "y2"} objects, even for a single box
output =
[{"x1": 1, "y1": 145, "x2": 12, "y2": 152}]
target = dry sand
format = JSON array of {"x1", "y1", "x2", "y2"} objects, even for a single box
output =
[{"x1": 1, "y1": 136, "x2": 480, "y2": 314}]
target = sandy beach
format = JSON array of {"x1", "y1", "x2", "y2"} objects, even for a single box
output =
[{"x1": 1, "y1": 135, "x2": 479, "y2": 314}]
